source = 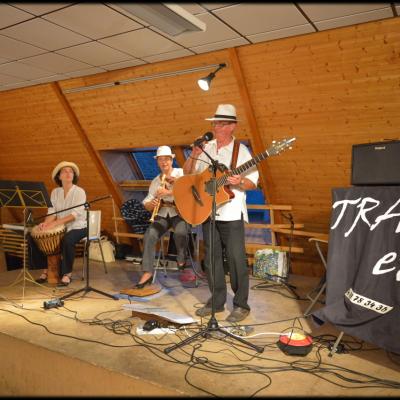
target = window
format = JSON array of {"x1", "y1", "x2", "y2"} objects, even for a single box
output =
[
  {"x1": 131, "y1": 147, "x2": 179, "y2": 180},
  {"x1": 103, "y1": 143, "x2": 269, "y2": 221}
]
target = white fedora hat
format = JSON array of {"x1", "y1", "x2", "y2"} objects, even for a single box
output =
[
  {"x1": 51, "y1": 161, "x2": 80, "y2": 181},
  {"x1": 154, "y1": 145, "x2": 175, "y2": 159},
  {"x1": 205, "y1": 104, "x2": 238, "y2": 122}
]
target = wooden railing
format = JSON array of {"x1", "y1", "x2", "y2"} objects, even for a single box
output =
[
  {"x1": 112, "y1": 204, "x2": 327, "y2": 265},
  {"x1": 245, "y1": 204, "x2": 306, "y2": 264},
  {"x1": 119, "y1": 180, "x2": 151, "y2": 191},
  {"x1": 0, "y1": 227, "x2": 27, "y2": 259},
  {"x1": 113, "y1": 216, "x2": 145, "y2": 252}
]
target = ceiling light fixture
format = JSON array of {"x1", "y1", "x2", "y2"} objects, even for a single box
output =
[
  {"x1": 197, "y1": 63, "x2": 227, "y2": 91},
  {"x1": 114, "y1": 3, "x2": 206, "y2": 36},
  {"x1": 63, "y1": 63, "x2": 227, "y2": 94}
]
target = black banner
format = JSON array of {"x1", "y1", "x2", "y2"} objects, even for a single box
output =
[{"x1": 313, "y1": 186, "x2": 400, "y2": 354}]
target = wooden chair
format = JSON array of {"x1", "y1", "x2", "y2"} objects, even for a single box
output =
[{"x1": 152, "y1": 226, "x2": 199, "y2": 285}]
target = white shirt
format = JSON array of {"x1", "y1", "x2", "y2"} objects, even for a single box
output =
[
  {"x1": 48, "y1": 185, "x2": 87, "y2": 231},
  {"x1": 194, "y1": 138, "x2": 259, "y2": 222},
  {"x1": 143, "y1": 168, "x2": 184, "y2": 218}
]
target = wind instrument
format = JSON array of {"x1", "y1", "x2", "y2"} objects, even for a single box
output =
[{"x1": 149, "y1": 174, "x2": 167, "y2": 222}]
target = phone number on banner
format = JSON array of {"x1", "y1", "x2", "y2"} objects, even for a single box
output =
[{"x1": 345, "y1": 288, "x2": 393, "y2": 314}]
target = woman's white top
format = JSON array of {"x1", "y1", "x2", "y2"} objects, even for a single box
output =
[{"x1": 48, "y1": 185, "x2": 87, "y2": 231}]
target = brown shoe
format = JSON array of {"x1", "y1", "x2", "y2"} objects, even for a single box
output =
[
  {"x1": 226, "y1": 307, "x2": 250, "y2": 323},
  {"x1": 195, "y1": 304, "x2": 224, "y2": 317}
]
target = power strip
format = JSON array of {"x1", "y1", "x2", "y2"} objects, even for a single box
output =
[
  {"x1": 224, "y1": 326, "x2": 254, "y2": 336},
  {"x1": 136, "y1": 327, "x2": 177, "y2": 335}
]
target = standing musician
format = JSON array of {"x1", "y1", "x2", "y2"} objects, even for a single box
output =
[
  {"x1": 30, "y1": 161, "x2": 87, "y2": 286},
  {"x1": 134, "y1": 145, "x2": 188, "y2": 288},
  {"x1": 183, "y1": 104, "x2": 259, "y2": 322}
]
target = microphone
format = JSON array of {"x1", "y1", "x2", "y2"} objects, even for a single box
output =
[{"x1": 191, "y1": 132, "x2": 213, "y2": 147}]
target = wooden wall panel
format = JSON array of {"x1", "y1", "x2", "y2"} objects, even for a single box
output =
[
  {"x1": 234, "y1": 18, "x2": 400, "y2": 273},
  {"x1": 0, "y1": 18, "x2": 399, "y2": 276},
  {"x1": 59, "y1": 51, "x2": 251, "y2": 150},
  {"x1": 0, "y1": 85, "x2": 117, "y2": 236},
  {"x1": 236, "y1": 18, "x2": 400, "y2": 235}
]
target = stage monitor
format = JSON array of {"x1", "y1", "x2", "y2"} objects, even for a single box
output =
[{"x1": 351, "y1": 140, "x2": 400, "y2": 186}]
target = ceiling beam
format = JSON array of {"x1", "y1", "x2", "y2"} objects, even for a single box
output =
[
  {"x1": 228, "y1": 47, "x2": 274, "y2": 203},
  {"x1": 172, "y1": 146, "x2": 186, "y2": 169},
  {"x1": 51, "y1": 82, "x2": 123, "y2": 208}
]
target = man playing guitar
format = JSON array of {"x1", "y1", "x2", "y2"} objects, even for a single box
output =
[{"x1": 183, "y1": 104, "x2": 259, "y2": 323}]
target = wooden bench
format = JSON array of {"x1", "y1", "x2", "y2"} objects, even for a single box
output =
[{"x1": 113, "y1": 216, "x2": 145, "y2": 251}]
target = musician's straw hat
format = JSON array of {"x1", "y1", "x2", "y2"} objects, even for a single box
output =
[
  {"x1": 52, "y1": 161, "x2": 80, "y2": 181},
  {"x1": 154, "y1": 145, "x2": 175, "y2": 159},
  {"x1": 205, "y1": 104, "x2": 238, "y2": 122}
]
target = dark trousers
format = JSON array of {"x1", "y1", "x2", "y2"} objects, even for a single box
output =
[
  {"x1": 60, "y1": 229, "x2": 87, "y2": 275},
  {"x1": 28, "y1": 228, "x2": 87, "y2": 276},
  {"x1": 141, "y1": 215, "x2": 188, "y2": 273},
  {"x1": 202, "y1": 217, "x2": 250, "y2": 311}
]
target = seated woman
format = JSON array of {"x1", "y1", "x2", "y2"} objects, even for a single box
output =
[{"x1": 30, "y1": 161, "x2": 87, "y2": 286}]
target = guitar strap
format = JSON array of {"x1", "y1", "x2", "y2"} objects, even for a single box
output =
[{"x1": 231, "y1": 139, "x2": 240, "y2": 169}]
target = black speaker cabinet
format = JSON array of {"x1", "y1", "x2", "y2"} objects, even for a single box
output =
[{"x1": 351, "y1": 140, "x2": 400, "y2": 186}]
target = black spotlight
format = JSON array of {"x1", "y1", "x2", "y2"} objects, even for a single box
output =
[{"x1": 198, "y1": 63, "x2": 227, "y2": 91}]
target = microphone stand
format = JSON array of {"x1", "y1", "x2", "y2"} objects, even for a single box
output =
[
  {"x1": 164, "y1": 148, "x2": 263, "y2": 354},
  {"x1": 37, "y1": 195, "x2": 117, "y2": 301}
]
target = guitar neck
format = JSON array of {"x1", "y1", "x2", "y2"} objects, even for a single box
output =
[{"x1": 217, "y1": 150, "x2": 269, "y2": 187}]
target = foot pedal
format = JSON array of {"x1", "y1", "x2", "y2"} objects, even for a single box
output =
[{"x1": 120, "y1": 286, "x2": 161, "y2": 297}]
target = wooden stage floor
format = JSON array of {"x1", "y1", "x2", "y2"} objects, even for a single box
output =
[{"x1": 0, "y1": 258, "x2": 399, "y2": 396}]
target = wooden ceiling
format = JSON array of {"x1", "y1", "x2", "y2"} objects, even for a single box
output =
[{"x1": 1, "y1": 2, "x2": 398, "y2": 91}]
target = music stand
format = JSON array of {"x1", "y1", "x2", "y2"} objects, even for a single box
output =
[
  {"x1": 164, "y1": 150, "x2": 263, "y2": 355},
  {"x1": 0, "y1": 180, "x2": 52, "y2": 299},
  {"x1": 58, "y1": 195, "x2": 117, "y2": 301}
]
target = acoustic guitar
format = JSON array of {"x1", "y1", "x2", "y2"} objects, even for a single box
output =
[{"x1": 173, "y1": 137, "x2": 296, "y2": 226}]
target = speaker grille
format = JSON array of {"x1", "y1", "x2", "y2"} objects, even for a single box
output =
[{"x1": 351, "y1": 140, "x2": 400, "y2": 186}]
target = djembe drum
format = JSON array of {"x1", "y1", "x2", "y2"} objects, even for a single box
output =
[{"x1": 31, "y1": 224, "x2": 66, "y2": 284}]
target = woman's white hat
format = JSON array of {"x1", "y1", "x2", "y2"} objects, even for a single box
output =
[
  {"x1": 51, "y1": 161, "x2": 80, "y2": 181},
  {"x1": 154, "y1": 145, "x2": 175, "y2": 159},
  {"x1": 205, "y1": 104, "x2": 238, "y2": 122}
]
